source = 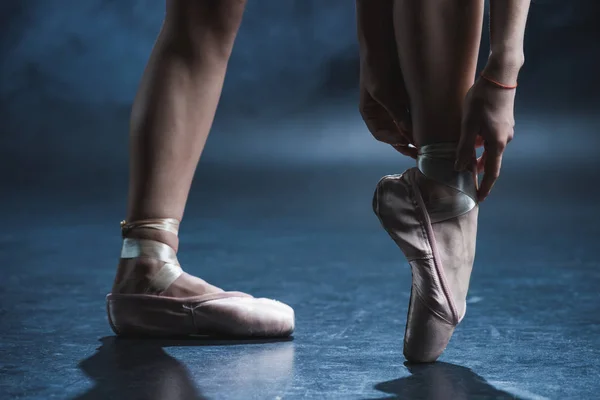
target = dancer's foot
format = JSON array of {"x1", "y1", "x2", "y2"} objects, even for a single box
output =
[
  {"x1": 107, "y1": 218, "x2": 295, "y2": 338},
  {"x1": 373, "y1": 142, "x2": 478, "y2": 363},
  {"x1": 112, "y1": 222, "x2": 223, "y2": 298}
]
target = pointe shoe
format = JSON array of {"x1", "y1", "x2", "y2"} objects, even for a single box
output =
[
  {"x1": 373, "y1": 143, "x2": 478, "y2": 363},
  {"x1": 106, "y1": 218, "x2": 295, "y2": 337}
]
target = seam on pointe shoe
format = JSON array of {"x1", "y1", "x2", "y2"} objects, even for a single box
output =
[
  {"x1": 408, "y1": 182, "x2": 431, "y2": 257},
  {"x1": 182, "y1": 303, "x2": 198, "y2": 332},
  {"x1": 412, "y1": 288, "x2": 455, "y2": 326},
  {"x1": 189, "y1": 298, "x2": 229, "y2": 310},
  {"x1": 410, "y1": 275, "x2": 455, "y2": 325},
  {"x1": 412, "y1": 186, "x2": 459, "y2": 324},
  {"x1": 410, "y1": 169, "x2": 460, "y2": 325},
  {"x1": 406, "y1": 254, "x2": 433, "y2": 262},
  {"x1": 373, "y1": 178, "x2": 433, "y2": 261}
]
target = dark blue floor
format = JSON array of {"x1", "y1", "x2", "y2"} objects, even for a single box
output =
[{"x1": 1, "y1": 159, "x2": 599, "y2": 399}]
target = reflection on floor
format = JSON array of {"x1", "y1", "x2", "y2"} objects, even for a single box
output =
[
  {"x1": 77, "y1": 337, "x2": 295, "y2": 400},
  {"x1": 1, "y1": 162, "x2": 599, "y2": 399}
]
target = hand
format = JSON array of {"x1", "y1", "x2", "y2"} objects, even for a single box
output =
[
  {"x1": 359, "y1": 87, "x2": 416, "y2": 158},
  {"x1": 356, "y1": 0, "x2": 416, "y2": 158},
  {"x1": 456, "y1": 76, "x2": 516, "y2": 201}
]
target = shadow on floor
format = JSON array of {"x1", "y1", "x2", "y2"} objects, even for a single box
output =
[
  {"x1": 74, "y1": 336, "x2": 294, "y2": 400},
  {"x1": 369, "y1": 362, "x2": 524, "y2": 400}
]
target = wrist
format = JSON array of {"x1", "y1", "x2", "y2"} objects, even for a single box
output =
[{"x1": 483, "y1": 51, "x2": 524, "y2": 85}]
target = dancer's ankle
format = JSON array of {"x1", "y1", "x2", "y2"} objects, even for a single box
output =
[{"x1": 122, "y1": 226, "x2": 179, "y2": 253}]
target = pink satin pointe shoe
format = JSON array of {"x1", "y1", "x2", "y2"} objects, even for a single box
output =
[
  {"x1": 107, "y1": 218, "x2": 295, "y2": 337},
  {"x1": 373, "y1": 142, "x2": 479, "y2": 363}
]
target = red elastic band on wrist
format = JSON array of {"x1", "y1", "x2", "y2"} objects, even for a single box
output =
[{"x1": 480, "y1": 72, "x2": 517, "y2": 89}]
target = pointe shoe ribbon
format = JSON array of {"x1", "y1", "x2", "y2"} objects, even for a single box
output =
[
  {"x1": 120, "y1": 218, "x2": 183, "y2": 294},
  {"x1": 373, "y1": 142, "x2": 478, "y2": 363},
  {"x1": 107, "y1": 218, "x2": 295, "y2": 337}
]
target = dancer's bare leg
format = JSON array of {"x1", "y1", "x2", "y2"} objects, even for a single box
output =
[
  {"x1": 393, "y1": 0, "x2": 485, "y2": 147},
  {"x1": 373, "y1": 0, "x2": 529, "y2": 361},
  {"x1": 113, "y1": 0, "x2": 247, "y2": 297},
  {"x1": 393, "y1": 0, "x2": 486, "y2": 304},
  {"x1": 371, "y1": 0, "x2": 486, "y2": 362}
]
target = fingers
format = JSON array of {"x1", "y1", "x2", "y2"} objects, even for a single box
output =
[
  {"x1": 360, "y1": 88, "x2": 401, "y2": 143},
  {"x1": 478, "y1": 143, "x2": 504, "y2": 202},
  {"x1": 359, "y1": 87, "x2": 414, "y2": 148},
  {"x1": 392, "y1": 144, "x2": 418, "y2": 159},
  {"x1": 456, "y1": 105, "x2": 479, "y2": 171},
  {"x1": 359, "y1": 88, "x2": 416, "y2": 159},
  {"x1": 476, "y1": 151, "x2": 486, "y2": 173}
]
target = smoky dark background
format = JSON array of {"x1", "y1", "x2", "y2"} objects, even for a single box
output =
[{"x1": 0, "y1": 0, "x2": 599, "y2": 194}]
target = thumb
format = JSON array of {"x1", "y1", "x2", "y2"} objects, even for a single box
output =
[{"x1": 456, "y1": 110, "x2": 479, "y2": 171}]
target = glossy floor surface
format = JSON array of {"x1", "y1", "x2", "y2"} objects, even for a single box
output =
[{"x1": 1, "y1": 159, "x2": 599, "y2": 399}]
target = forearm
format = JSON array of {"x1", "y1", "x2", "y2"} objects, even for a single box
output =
[{"x1": 483, "y1": 0, "x2": 532, "y2": 85}]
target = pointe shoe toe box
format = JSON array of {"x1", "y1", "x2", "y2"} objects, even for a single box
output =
[
  {"x1": 193, "y1": 296, "x2": 295, "y2": 337},
  {"x1": 403, "y1": 291, "x2": 456, "y2": 364},
  {"x1": 107, "y1": 293, "x2": 295, "y2": 338}
]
